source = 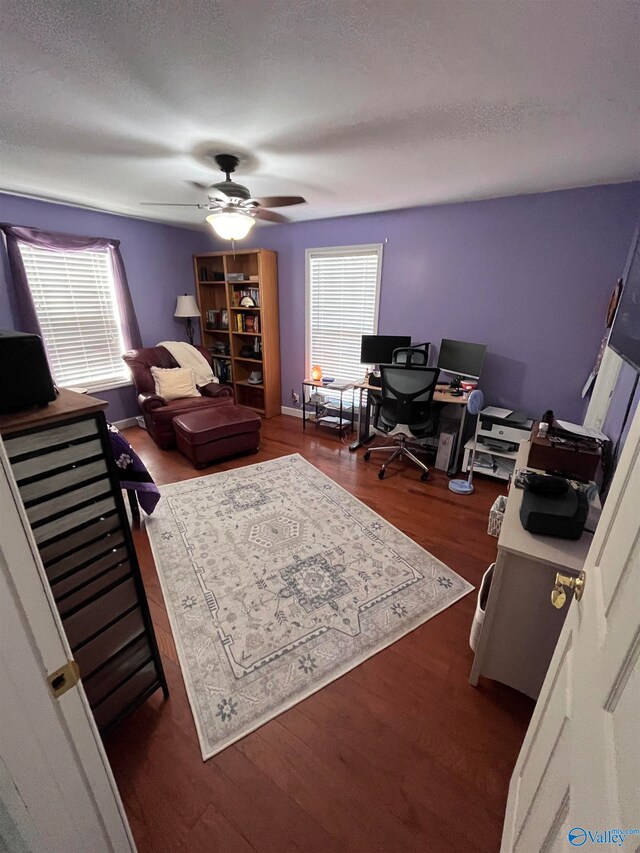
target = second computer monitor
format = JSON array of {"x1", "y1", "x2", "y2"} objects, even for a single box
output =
[
  {"x1": 437, "y1": 338, "x2": 487, "y2": 379},
  {"x1": 360, "y1": 335, "x2": 411, "y2": 365}
]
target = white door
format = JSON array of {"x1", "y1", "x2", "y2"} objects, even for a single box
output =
[
  {"x1": 0, "y1": 439, "x2": 136, "y2": 853},
  {"x1": 502, "y1": 402, "x2": 640, "y2": 852}
]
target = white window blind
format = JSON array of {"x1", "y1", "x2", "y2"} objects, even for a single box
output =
[
  {"x1": 19, "y1": 244, "x2": 129, "y2": 389},
  {"x1": 307, "y1": 245, "x2": 382, "y2": 381}
]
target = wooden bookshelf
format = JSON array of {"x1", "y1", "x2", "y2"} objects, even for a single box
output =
[{"x1": 193, "y1": 249, "x2": 281, "y2": 419}]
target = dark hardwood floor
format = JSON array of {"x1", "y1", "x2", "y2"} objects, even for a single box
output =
[{"x1": 104, "y1": 415, "x2": 534, "y2": 853}]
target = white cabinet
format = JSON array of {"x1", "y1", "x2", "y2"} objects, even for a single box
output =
[
  {"x1": 469, "y1": 440, "x2": 598, "y2": 699},
  {"x1": 462, "y1": 437, "x2": 517, "y2": 481}
]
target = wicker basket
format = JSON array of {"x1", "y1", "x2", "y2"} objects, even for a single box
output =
[{"x1": 487, "y1": 495, "x2": 507, "y2": 537}]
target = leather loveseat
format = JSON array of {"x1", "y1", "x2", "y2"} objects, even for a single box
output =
[{"x1": 122, "y1": 345, "x2": 234, "y2": 449}]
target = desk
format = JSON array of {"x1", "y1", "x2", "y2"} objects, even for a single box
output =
[
  {"x1": 469, "y1": 440, "x2": 599, "y2": 699},
  {"x1": 350, "y1": 381, "x2": 471, "y2": 474}
]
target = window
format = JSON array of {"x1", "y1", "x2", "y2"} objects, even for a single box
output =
[
  {"x1": 19, "y1": 244, "x2": 130, "y2": 390},
  {"x1": 306, "y1": 244, "x2": 383, "y2": 380}
]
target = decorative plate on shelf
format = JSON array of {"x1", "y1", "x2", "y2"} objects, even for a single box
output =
[{"x1": 239, "y1": 296, "x2": 256, "y2": 307}]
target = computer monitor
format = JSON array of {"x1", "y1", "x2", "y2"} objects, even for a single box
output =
[
  {"x1": 360, "y1": 335, "x2": 411, "y2": 365},
  {"x1": 437, "y1": 338, "x2": 487, "y2": 379}
]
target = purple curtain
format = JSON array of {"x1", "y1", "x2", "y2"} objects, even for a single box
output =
[{"x1": 1, "y1": 225, "x2": 142, "y2": 349}]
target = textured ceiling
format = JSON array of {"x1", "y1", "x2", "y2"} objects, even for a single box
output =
[{"x1": 1, "y1": 0, "x2": 639, "y2": 228}]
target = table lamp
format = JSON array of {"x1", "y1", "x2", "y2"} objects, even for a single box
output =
[{"x1": 174, "y1": 294, "x2": 200, "y2": 345}]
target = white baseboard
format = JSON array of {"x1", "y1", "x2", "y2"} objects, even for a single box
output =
[
  {"x1": 112, "y1": 417, "x2": 139, "y2": 430},
  {"x1": 280, "y1": 405, "x2": 303, "y2": 419}
]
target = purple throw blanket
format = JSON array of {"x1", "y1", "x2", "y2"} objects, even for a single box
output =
[{"x1": 107, "y1": 423, "x2": 160, "y2": 515}]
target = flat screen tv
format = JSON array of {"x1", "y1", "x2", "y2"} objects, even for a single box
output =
[{"x1": 608, "y1": 227, "x2": 640, "y2": 372}]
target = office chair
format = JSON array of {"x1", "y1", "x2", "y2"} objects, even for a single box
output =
[
  {"x1": 365, "y1": 347, "x2": 431, "y2": 425},
  {"x1": 363, "y1": 364, "x2": 441, "y2": 481},
  {"x1": 392, "y1": 345, "x2": 430, "y2": 366}
]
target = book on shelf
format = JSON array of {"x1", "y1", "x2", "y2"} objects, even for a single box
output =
[
  {"x1": 232, "y1": 288, "x2": 260, "y2": 307},
  {"x1": 211, "y1": 357, "x2": 232, "y2": 384},
  {"x1": 205, "y1": 309, "x2": 221, "y2": 329},
  {"x1": 244, "y1": 314, "x2": 257, "y2": 333},
  {"x1": 235, "y1": 312, "x2": 260, "y2": 333}
]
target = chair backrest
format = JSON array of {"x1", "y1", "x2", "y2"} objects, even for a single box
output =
[
  {"x1": 378, "y1": 364, "x2": 441, "y2": 433},
  {"x1": 392, "y1": 345, "x2": 430, "y2": 366},
  {"x1": 122, "y1": 345, "x2": 211, "y2": 395}
]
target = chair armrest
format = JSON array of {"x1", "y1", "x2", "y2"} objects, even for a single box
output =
[
  {"x1": 139, "y1": 392, "x2": 167, "y2": 412},
  {"x1": 200, "y1": 383, "x2": 233, "y2": 399}
]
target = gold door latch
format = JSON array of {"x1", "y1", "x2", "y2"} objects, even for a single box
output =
[
  {"x1": 48, "y1": 660, "x2": 80, "y2": 698},
  {"x1": 551, "y1": 571, "x2": 586, "y2": 609}
]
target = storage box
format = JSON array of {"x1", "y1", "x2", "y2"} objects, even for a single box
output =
[
  {"x1": 528, "y1": 423, "x2": 601, "y2": 481},
  {"x1": 435, "y1": 430, "x2": 455, "y2": 471},
  {"x1": 488, "y1": 495, "x2": 507, "y2": 537}
]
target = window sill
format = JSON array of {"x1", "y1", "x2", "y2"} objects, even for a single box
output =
[{"x1": 66, "y1": 379, "x2": 134, "y2": 394}]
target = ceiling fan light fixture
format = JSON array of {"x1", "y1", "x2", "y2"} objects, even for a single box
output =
[{"x1": 206, "y1": 210, "x2": 255, "y2": 240}]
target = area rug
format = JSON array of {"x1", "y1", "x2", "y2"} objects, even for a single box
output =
[{"x1": 145, "y1": 453, "x2": 473, "y2": 760}]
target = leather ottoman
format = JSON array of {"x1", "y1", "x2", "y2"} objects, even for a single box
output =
[{"x1": 173, "y1": 406, "x2": 261, "y2": 468}]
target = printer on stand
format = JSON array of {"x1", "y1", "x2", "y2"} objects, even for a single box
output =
[
  {"x1": 463, "y1": 406, "x2": 533, "y2": 481},
  {"x1": 478, "y1": 408, "x2": 533, "y2": 450}
]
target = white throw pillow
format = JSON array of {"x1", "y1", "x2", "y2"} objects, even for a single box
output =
[{"x1": 150, "y1": 366, "x2": 201, "y2": 401}]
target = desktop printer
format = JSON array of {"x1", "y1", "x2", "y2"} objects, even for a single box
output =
[{"x1": 478, "y1": 409, "x2": 533, "y2": 453}]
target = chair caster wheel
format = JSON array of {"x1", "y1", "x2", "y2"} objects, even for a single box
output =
[
  {"x1": 378, "y1": 469, "x2": 385, "y2": 479},
  {"x1": 421, "y1": 472, "x2": 429, "y2": 482},
  {"x1": 364, "y1": 451, "x2": 371, "y2": 461}
]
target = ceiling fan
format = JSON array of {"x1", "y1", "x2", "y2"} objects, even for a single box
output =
[{"x1": 141, "y1": 154, "x2": 306, "y2": 240}]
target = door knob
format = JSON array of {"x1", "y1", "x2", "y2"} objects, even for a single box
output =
[{"x1": 551, "y1": 571, "x2": 586, "y2": 609}]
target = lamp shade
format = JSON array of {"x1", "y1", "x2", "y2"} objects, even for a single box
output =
[
  {"x1": 206, "y1": 211, "x2": 255, "y2": 241},
  {"x1": 174, "y1": 294, "x2": 200, "y2": 318}
]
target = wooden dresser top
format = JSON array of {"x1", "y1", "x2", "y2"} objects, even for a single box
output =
[{"x1": 0, "y1": 388, "x2": 107, "y2": 435}]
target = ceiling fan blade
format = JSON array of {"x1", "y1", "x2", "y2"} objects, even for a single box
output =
[
  {"x1": 188, "y1": 181, "x2": 216, "y2": 191},
  {"x1": 140, "y1": 202, "x2": 202, "y2": 207},
  {"x1": 255, "y1": 195, "x2": 306, "y2": 208},
  {"x1": 255, "y1": 209, "x2": 290, "y2": 224}
]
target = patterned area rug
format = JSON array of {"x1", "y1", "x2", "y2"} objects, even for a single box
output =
[{"x1": 145, "y1": 454, "x2": 473, "y2": 760}]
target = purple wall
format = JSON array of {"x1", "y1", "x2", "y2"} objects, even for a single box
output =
[
  {"x1": 3, "y1": 183, "x2": 638, "y2": 425},
  {"x1": 1, "y1": 193, "x2": 215, "y2": 421},
  {"x1": 245, "y1": 182, "x2": 640, "y2": 422}
]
